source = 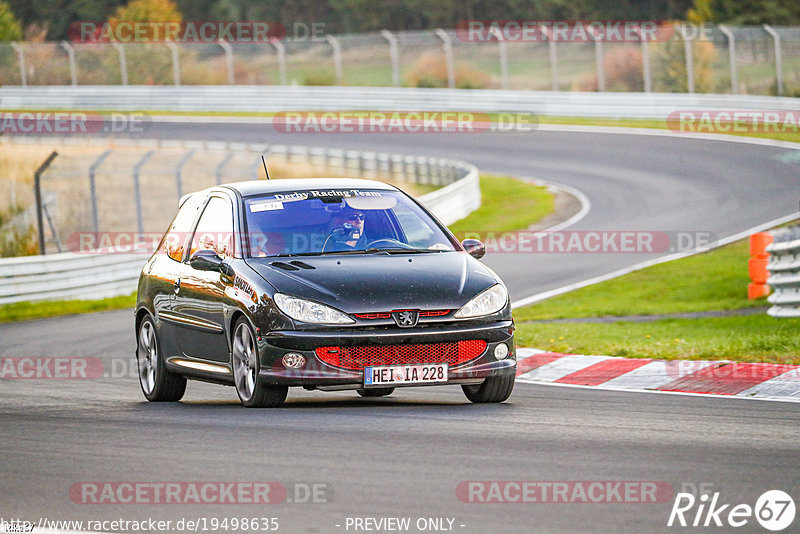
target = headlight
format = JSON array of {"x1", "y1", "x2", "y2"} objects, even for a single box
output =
[
  {"x1": 273, "y1": 293, "x2": 354, "y2": 324},
  {"x1": 454, "y1": 284, "x2": 508, "y2": 319}
]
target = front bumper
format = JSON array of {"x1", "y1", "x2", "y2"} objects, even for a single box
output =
[{"x1": 257, "y1": 320, "x2": 516, "y2": 387}]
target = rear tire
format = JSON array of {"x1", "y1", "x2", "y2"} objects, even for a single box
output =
[
  {"x1": 357, "y1": 387, "x2": 395, "y2": 398},
  {"x1": 462, "y1": 374, "x2": 514, "y2": 403},
  {"x1": 232, "y1": 318, "x2": 288, "y2": 408},
  {"x1": 137, "y1": 315, "x2": 186, "y2": 402}
]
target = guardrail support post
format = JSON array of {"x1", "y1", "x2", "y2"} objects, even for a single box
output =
[
  {"x1": 175, "y1": 149, "x2": 195, "y2": 199},
  {"x1": 677, "y1": 25, "x2": 694, "y2": 93},
  {"x1": 541, "y1": 27, "x2": 559, "y2": 91},
  {"x1": 111, "y1": 42, "x2": 128, "y2": 85},
  {"x1": 133, "y1": 151, "x2": 155, "y2": 235},
  {"x1": 218, "y1": 40, "x2": 235, "y2": 84},
  {"x1": 380, "y1": 30, "x2": 400, "y2": 87},
  {"x1": 166, "y1": 42, "x2": 180, "y2": 86},
  {"x1": 592, "y1": 33, "x2": 605, "y2": 91},
  {"x1": 326, "y1": 35, "x2": 343, "y2": 85},
  {"x1": 270, "y1": 39, "x2": 287, "y2": 85},
  {"x1": 11, "y1": 42, "x2": 26, "y2": 86},
  {"x1": 489, "y1": 26, "x2": 509, "y2": 90},
  {"x1": 434, "y1": 29, "x2": 455, "y2": 89},
  {"x1": 88, "y1": 149, "x2": 112, "y2": 234},
  {"x1": 60, "y1": 41, "x2": 78, "y2": 86},
  {"x1": 719, "y1": 25, "x2": 738, "y2": 94},
  {"x1": 34, "y1": 151, "x2": 59, "y2": 255},
  {"x1": 763, "y1": 24, "x2": 783, "y2": 96}
]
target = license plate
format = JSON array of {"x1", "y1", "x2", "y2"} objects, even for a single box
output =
[{"x1": 364, "y1": 363, "x2": 448, "y2": 387}]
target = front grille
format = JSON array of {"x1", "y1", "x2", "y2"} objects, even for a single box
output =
[
  {"x1": 353, "y1": 309, "x2": 451, "y2": 320},
  {"x1": 315, "y1": 340, "x2": 487, "y2": 370}
]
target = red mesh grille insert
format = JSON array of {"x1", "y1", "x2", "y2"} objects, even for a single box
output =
[
  {"x1": 315, "y1": 340, "x2": 487, "y2": 370},
  {"x1": 353, "y1": 310, "x2": 451, "y2": 320}
]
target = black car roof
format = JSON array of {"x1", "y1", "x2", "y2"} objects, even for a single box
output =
[{"x1": 216, "y1": 178, "x2": 399, "y2": 198}]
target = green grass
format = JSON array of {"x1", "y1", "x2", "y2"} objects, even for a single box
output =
[
  {"x1": 513, "y1": 240, "x2": 764, "y2": 322},
  {"x1": 537, "y1": 116, "x2": 800, "y2": 144},
  {"x1": 515, "y1": 316, "x2": 800, "y2": 365},
  {"x1": 513, "y1": 238, "x2": 800, "y2": 364},
  {"x1": 0, "y1": 174, "x2": 553, "y2": 322},
  {"x1": 449, "y1": 175, "x2": 554, "y2": 235},
  {"x1": 0, "y1": 293, "x2": 136, "y2": 323}
]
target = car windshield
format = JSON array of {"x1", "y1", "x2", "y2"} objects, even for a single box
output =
[{"x1": 243, "y1": 188, "x2": 457, "y2": 257}]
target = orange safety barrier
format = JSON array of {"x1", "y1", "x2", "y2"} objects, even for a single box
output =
[{"x1": 747, "y1": 232, "x2": 773, "y2": 299}]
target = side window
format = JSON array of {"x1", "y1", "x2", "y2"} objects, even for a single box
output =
[
  {"x1": 189, "y1": 197, "x2": 234, "y2": 259},
  {"x1": 162, "y1": 195, "x2": 204, "y2": 262}
]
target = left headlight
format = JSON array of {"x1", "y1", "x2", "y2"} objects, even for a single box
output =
[
  {"x1": 454, "y1": 284, "x2": 508, "y2": 319},
  {"x1": 273, "y1": 293, "x2": 355, "y2": 324}
]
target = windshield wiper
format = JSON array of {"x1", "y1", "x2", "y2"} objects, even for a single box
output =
[{"x1": 364, "y1": 247, "x2": 440, "y2": 254}]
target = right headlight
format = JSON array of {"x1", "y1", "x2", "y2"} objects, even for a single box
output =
[
  {"x1": 273, "y1": 293, "x2": 354, "y2": 324},
  {"x1": 454, "y1": 284, "x2": 508, "y2": 319}
]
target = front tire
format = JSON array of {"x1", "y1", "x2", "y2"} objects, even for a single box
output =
[
  {"x1": 232, "y1": 318, "x2": 288, "y2": 408},
  {"x1": 357, "y1": 387, "x2": 395, "y2": 398},
  {"x1": 462, "y1": 374, "x2": 514, "y2": 403},
  {"x1": 137, "y1": 315, "x2": 186, "y2": 402}
]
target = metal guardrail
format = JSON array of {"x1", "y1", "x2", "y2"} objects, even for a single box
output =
[
  {"x1": 0, "y1": 138, "x2": 479, "y2": 304},
  {"x1": 767, "y1": 225, "x2": 800, "y2": 317},
  {"x1": 2, "y1": 86, "x2": 800, "y2": 119}
]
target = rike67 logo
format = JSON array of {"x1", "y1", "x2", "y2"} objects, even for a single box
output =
[{"x1": 668, "y1": 489, "x2": 795, "y2": 531}]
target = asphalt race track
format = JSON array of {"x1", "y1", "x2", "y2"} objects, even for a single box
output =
[
  {"x1": 2, "y1": 126, "x2": 799, "y2": 533},
  {"x1": 128, "y1": 123, "x2": 800, "y2": 299}
]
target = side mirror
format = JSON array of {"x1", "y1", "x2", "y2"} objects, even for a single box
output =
[
  {"x1": 461, "y1": 239, "x2": 486, "y2": 259},
  {"x1": 190, "y1": 250, "x2": 234, "y2": 276}
]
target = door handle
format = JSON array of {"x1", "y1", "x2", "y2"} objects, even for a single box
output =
[{"x1": 173, "y1": 278, "x2": 181, "y2": 294}]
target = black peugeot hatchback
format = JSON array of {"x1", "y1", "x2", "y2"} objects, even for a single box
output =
[{"x1": 135, "y1": 178, "x2": 516, "y2": 407}]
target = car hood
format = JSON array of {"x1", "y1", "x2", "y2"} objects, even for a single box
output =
[{"x1": 246, "y1": 252, "x2": 500, "y2": 313}]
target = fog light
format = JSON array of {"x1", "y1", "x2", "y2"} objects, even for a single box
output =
[
  {"x1": 282, "y1": 353, "x2": 306, "y2": 369},
  {"x1": 494, "y1": 343, "x2": 509, "y2": 360}
]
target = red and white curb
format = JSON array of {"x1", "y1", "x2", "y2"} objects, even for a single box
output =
[{"x1": 515, "y1": 348, "x2": 800, "y2": 403}]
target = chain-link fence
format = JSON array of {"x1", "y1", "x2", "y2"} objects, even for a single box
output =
[
  {"x1": 1, "y1": 26, "x2": 798, "y2": 95},
  {"x1": 1, "y1": 138, "x2": 477, "y2": 256}
]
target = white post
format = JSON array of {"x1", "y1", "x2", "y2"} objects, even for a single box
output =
[
  {"x1": 434, "y1": 29, "x2": 455, "y2": 89},
  {"x1": 631, "y1": 26, "x2": 651, "y2": 93},
  {"x1": 380, "y1": 29, "x2": 400, "y2": 87},
  {"x1": 11, "y1": 42, "x2": 26, "y2": 86},
  {"x1": 719, "y1": 25, "x2": 737, "y2": 94},
  {"x1": 218, "y1": 41, "x2": 234, "y2": 84},
  {"x1": 60, "y1": 41, "x2": 77, "y2": 86},
  {"x1": 489, "y1": 26, "x2": 508, "y2": 90},
  {"x1": 166, "y1": 42, "x2": 180, "y2": 86},
  {"x1": 678, "y1": 25, "x2": 694, "y2": 93},
  {"x1": 541, "y1": 26, "x2": 559, "y2": 91},
  {"x1": 594, "y1": 38, "x2": 605, "y2": 91},
  {"x1": 326, "y1": 34, "x2": 343, "y2": 85},
  {"x1": 763, "y1": 24, "x2": 783, "y2": 96},
  {"x1": 112, "y1": 42, "x2": 127, "y2": 85},
  {"x1": 271, "y1": 39, "x2": 287, "y2": 85}
]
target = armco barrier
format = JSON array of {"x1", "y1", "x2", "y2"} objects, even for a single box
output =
[
  {"x1": 2, "y1": 86, "x2": 800, "y2": 119},
  {"x1": 0, "y1": 139, "x2": 479, "y2": 304},
  {"x1": 766, "y1": 225, "x2": 800, "y2": 317}
]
